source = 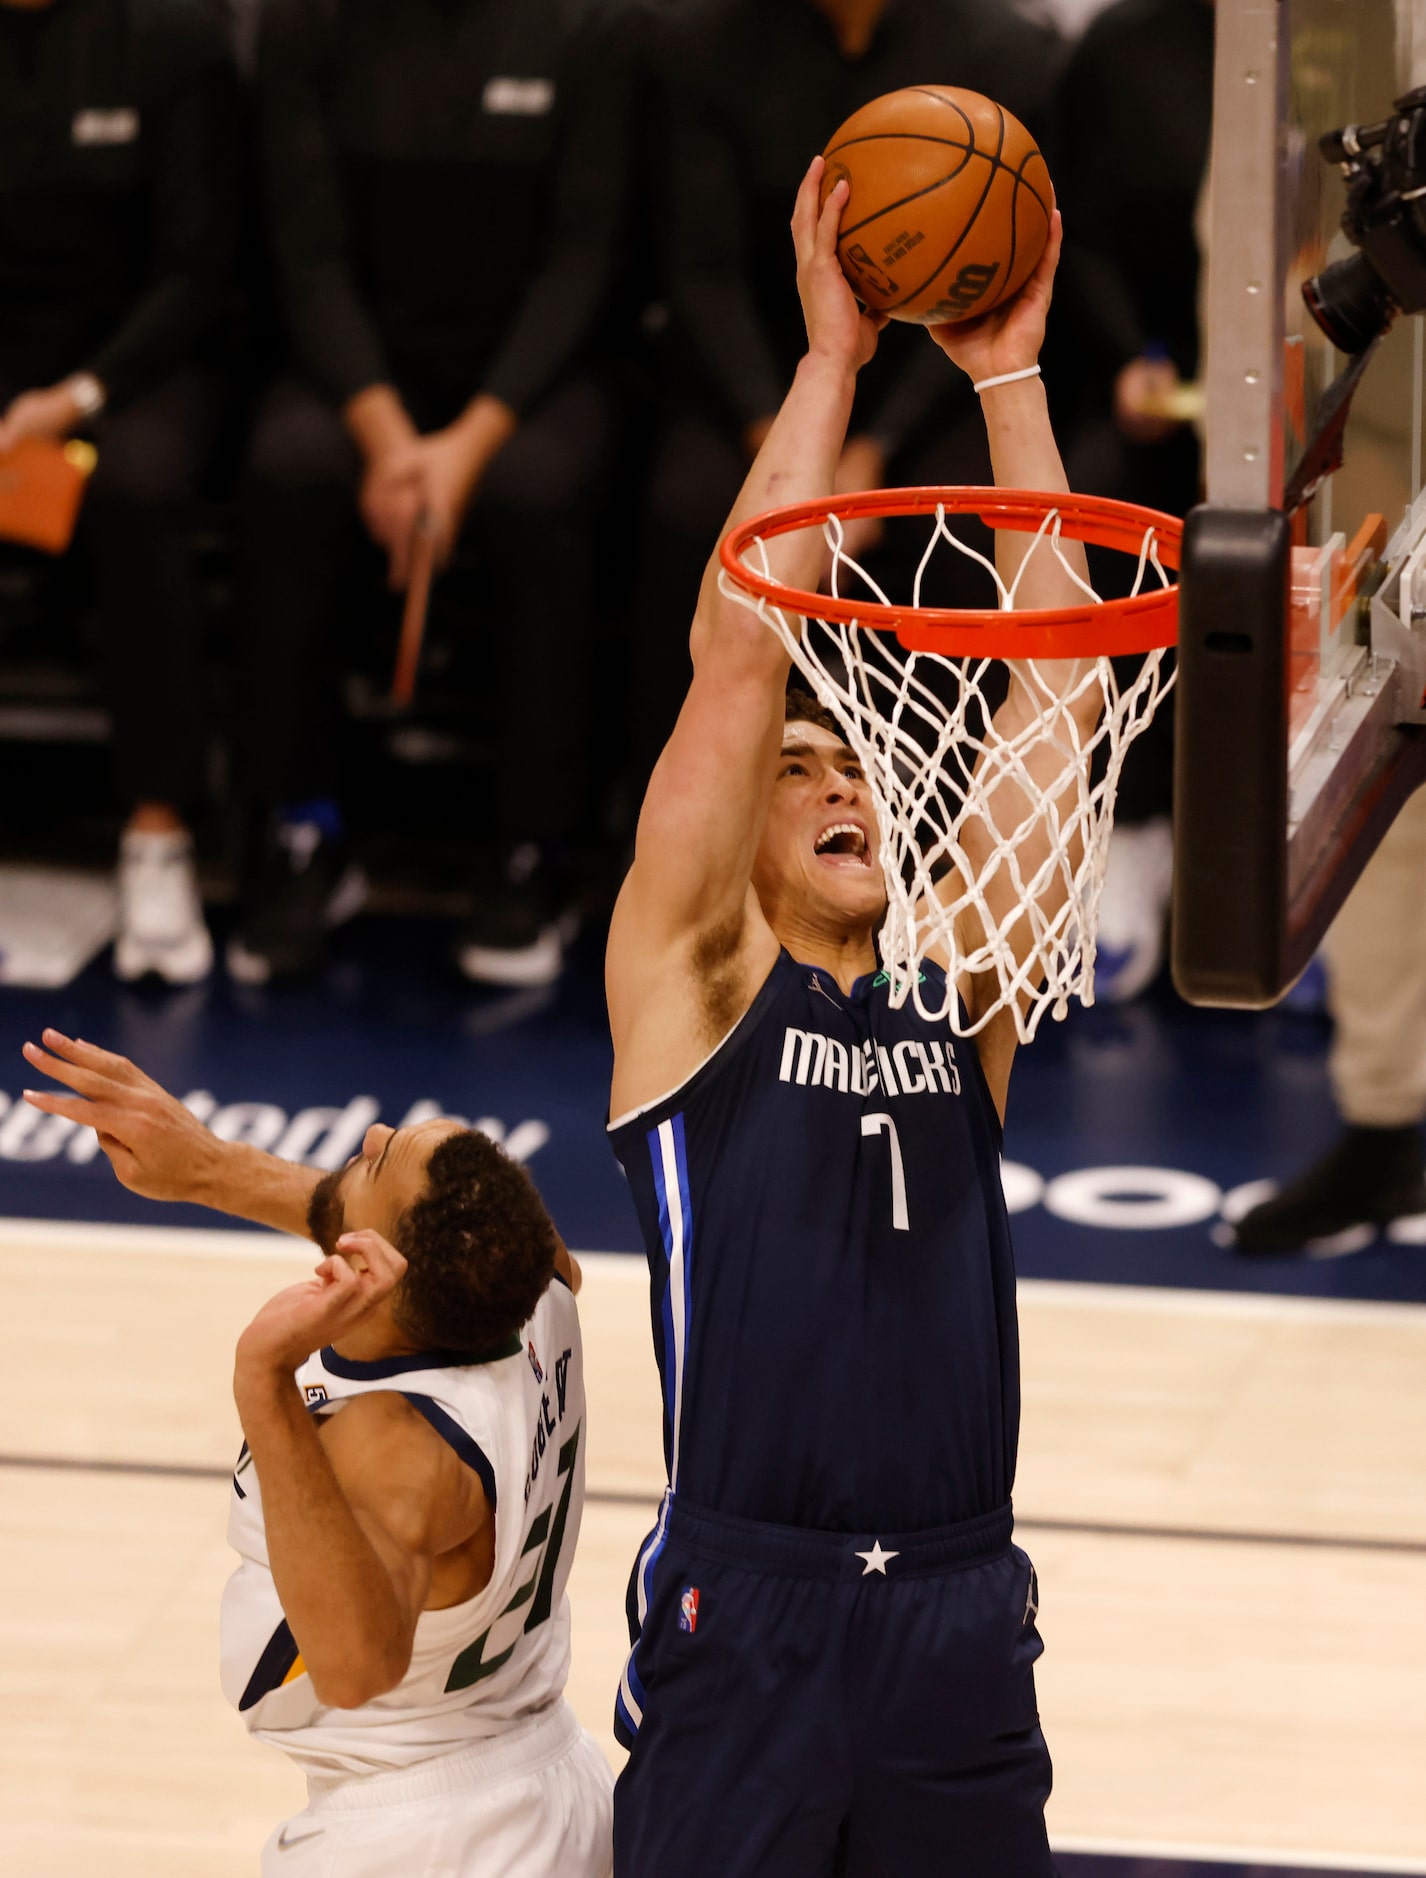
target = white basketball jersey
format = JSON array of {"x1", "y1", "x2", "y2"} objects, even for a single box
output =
[{"x1": 220, "y1": 1275, "x2": 586, "y2": 1784}]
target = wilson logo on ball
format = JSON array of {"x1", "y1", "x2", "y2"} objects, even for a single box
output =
[
  {"x1": 925, "y1": 261, "x2": 1002, "y2": 322},
  {"x1": 845, "y1": 242, "x2": 899, "y2": 299}
]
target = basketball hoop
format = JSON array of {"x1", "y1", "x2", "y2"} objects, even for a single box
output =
[{"x1": 718, "y1": 486, "x2": 1182, "y2": 1042}]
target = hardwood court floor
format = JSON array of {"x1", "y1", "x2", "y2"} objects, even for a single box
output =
[{"x1": 1, "y1": 1220, "x2": 1423, "y2": 1876}]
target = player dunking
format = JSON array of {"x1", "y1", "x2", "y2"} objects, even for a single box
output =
[
  {"x1": 20, "y1": 1034, "x2": 613, "y2": 1877},
  {"x1": 605, "y1": 162, "x2": 1092, "y2": 1873}
]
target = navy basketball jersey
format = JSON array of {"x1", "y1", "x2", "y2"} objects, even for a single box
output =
[{"x1": 608, "y1": 950, "x2": 1021, "y2": 1533}]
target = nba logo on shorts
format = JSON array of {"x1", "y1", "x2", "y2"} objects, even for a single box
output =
[
  {"x1": 527, "y1": 1342, "x2": 544, "y2": 1383},
  {"x1": 678, "y1": 1586, "x2": 700, "y2": 1634}
]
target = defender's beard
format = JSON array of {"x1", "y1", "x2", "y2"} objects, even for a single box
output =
[{"x1": 306, "y1": 1166, "x2": 346, "y2": 1255}]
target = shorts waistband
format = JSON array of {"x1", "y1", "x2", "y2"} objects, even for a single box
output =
[
  {"x1": 306, "y1": 1699, "x2": 581, "y2": 1812},
  {"x1": 664, "y1": 1495, "x2": 1015, "y2": 1581}
]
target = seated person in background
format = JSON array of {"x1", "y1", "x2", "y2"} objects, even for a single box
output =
[
  {"x1": 626, "y1": 0, "x2": 1061, "y2": 800},
  {"x1": 0, "y1": 0, "x2": 236, "y2": 983},
  {"x1": 233, "y1": 0, "x2": 636, "y2": 989},
  {"x1": 21, "y1": 1029, "x2": 613, "y2": 1878}
]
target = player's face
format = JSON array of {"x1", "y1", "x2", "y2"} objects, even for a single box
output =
[
  {"x1": 308, "y1": 1118, "x2": 465, "y2": 1255},
  {"x1": 752, "y1": 721, "x2": 887, "y2": 928}
]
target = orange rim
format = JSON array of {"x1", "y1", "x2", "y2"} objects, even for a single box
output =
[{"x1": 719, "y1": 487, "x2": 1181, "y2": 658}]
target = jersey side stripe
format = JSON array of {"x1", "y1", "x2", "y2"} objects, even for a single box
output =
[
  {"x1": 616, "y1": 1492, "x2": 671, "y2": 1736},
  {"x1": 648, "y1": 1124, "x2": 678, "y2": 1471},
  {"x1": 651, "y1": 1116, "x2": 693, "y2": 1490},
  {"x1": 404, "y1": 1393, "x2": 499, "y2": 1508}
]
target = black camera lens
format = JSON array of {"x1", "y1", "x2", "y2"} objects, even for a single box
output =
[{"x1": 1302, "y1": 252, "x2": 1397, "y2": 352}]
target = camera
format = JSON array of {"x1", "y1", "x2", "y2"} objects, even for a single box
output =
[{"x1": 1303, "y1": 85, "x2": 1426, "y2": 354}]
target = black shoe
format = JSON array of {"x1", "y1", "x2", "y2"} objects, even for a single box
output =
[
  {"x1": 226, "y1": 821, "x2": 367, "y2": 985},
  {"x1": 456, "y1": 843, "x2": 578, "y2": 987},
  {"x1": 1232, "y1": 1124, "x2": 1426, "y2": 1253}
]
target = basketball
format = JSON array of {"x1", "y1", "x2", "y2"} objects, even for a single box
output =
[{"x1": 819, "y1": 86, "x2": 1054, "y2": 325}]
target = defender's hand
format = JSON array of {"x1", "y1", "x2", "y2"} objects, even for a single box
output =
[
  {"x1": 21, "y1": 1030, "x2": 226, "y2": 1203},
  {"x1": 926, "y1": 210, "x2": 1063, "y2": 386},
  {"x1": 234, "y1": 1230, "x2": 407, "y2": 1384},
  {"x1": 793, "y1": 156, "x2": 887, "y2": 376}
]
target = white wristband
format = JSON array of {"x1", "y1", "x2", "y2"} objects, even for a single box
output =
[{"x1": 972, "y1": 365, "x2": 1042, "y2": 395}]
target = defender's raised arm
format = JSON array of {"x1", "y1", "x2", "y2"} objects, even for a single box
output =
[{"x1": 21, "y1": 1029, "x2": 320, "y2": 1234}]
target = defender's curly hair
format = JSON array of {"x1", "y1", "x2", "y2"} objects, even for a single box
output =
[
  {"x1": 392, "y1": 1130, "x2": 558, "y2": 1356},
  {"x1": 784, "y1": 685, "x2": 845, "y2": 741}
]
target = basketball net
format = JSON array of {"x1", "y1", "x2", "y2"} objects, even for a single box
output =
[{"x1": 719, "y1": 495, "x2": 1178, "y2": 1043}]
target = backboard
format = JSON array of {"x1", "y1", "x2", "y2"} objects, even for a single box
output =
[{"x1": 1172, "y1": 0, "x2": 1426, "y2": 1006}]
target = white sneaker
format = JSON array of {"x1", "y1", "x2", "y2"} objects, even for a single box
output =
[
  {"x1": 1092, "y1": 815, "x2": 1174, "y2": 1004},
  {"x1": 114, "y1": 830, "x2": 214, "y2": 984}
]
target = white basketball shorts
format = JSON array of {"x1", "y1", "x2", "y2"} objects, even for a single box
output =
[{"x1": 259, "y1": 1700, "x2": 613, "y2": 1877}]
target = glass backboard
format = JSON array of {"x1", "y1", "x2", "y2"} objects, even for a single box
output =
[{"x1": 1172, "y1": 0, "x2": 1426, "y2": 1006}]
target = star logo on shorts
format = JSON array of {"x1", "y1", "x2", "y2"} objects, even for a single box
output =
[{"x1": 855, "y1": 1540, "x2": 899, "y2": 1576}]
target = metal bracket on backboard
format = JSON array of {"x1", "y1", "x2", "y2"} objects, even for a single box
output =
[
  {"x1": 1286, "y1": 647, "x2": 1398, "y2": 903},
  {"x1": 1372, "y1": 483, "x2": 1426, "y2": 722}
]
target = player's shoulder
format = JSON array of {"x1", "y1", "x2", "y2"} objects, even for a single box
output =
[
  {"x1": 320, "y1": 1385, "x2": 425, "y2": 1440},
  {"x1": 608, "y1": 865, "x2": 770, "y2": 1020},
  {"x1": 316, "y1": 1386, "x2": 478, "y2": 1497},
  {"x1": 608, "y1": 879, "x2": 782, "y2": 1118}
]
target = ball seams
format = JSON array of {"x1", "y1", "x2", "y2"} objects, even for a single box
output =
[
  {"x1": 878, "y1": 105, "x2": 1005, "y2": 316},
  {"x1": 905, "y1": 86, "x2": 977, "y2": 145},
  {"x1": 825, "y1": 132, "x2": 979, "y2": 157},
  {"x1": 833, "y1": 144, "x2": 1050, "y2": 264},
  {"x1": 876, "y1": 159, "x2": 1000, "y2": 314},
  {"x1": 836, "y1": 142, "x2": 978, "y2": 243},
  {"x1": 825, "y1": 88, "x2": 1053, "y2": 321},
  {"x1": 998, "y1": 106, "x2": 1021, "y2": 312}
]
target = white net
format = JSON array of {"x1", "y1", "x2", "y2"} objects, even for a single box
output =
[{"x1": 721, "y1": 501, "x2": 1177, "y2": 1043}]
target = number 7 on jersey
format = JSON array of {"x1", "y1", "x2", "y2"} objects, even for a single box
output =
[{"x1": 862, "y1": 1111, "x2": 909, "y2": 1230}]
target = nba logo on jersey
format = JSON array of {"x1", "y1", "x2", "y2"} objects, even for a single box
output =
[
  {"x1": 678, "y1": 1586, "x2": 700, "y2": 1634},
  {"x1": 527, "y1": 1341, "x2": 544, "y2": 1383}
]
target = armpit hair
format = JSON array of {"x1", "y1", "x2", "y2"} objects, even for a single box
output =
[{"x1": 692, "y1": 908, "x2": 746, "y2": 1044}]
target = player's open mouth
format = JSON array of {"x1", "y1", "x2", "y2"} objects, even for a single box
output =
[{"x1": 813, "y1": 821, "x2": 871, "y2": 867}]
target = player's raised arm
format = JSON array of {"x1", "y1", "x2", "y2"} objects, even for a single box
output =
[
  {"x1": 927, "y1": 213, "x2": 1087, "y2": 613},
  {"x1": 924, "y1": 213, "x2": 1112, "y2": 1108},
  {"x1": 608, "y1": 162, "x2": 884, "y2": 990}
]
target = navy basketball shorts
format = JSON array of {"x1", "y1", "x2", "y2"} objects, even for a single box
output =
[{"x1": 612, "y1": 1495, "x2": 1055, "y2": 1878}]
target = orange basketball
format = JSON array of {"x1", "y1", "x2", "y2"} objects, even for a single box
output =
[{"x1": 820, "y1": 86, "x2": 1054, "y2": 325}]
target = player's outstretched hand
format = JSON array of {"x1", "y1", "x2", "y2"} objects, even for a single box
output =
[
  {"x1": 793, "y1": 156, "x2": 888, "y2": 376},
  {"x1": 21, "y1": 1029, "x2": 224, "y2": 1203},
  {"x1": 926, "y1": 209, "x2": 1062, "y2": 386},
  {"x1": 234, "y1": 1230, "x2": 408, "y2": 1386}
]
